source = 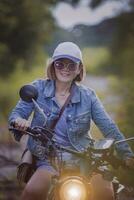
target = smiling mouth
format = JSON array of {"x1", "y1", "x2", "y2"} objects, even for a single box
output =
[{"x1": 61, "y1": 72, "x2": 70, "y2": 76}]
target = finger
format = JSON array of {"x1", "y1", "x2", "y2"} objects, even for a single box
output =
[
  {"x1": 15, "y1": 118, "x2": 28, "y2": 131},
  {"x1": 21, "y1": 121, "x2": 29, "y2": 131},
  {"x1": 19, "y1": 121, "x2": 28, "y2": 131},
  {"x1": 14, "y1": 118, "x2": 22, "y2": 127}
]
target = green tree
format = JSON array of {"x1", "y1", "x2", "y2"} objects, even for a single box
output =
[
  {"x1": 0, "y1": 0, "x2": 56, "y2": 77},
  {"x1": 110, "y1": 12, "x2": 134, "y2": 142}
]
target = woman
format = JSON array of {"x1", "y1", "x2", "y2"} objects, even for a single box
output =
[{"x1": 9, "y1": 42, "x2": 134, "y2": 200}]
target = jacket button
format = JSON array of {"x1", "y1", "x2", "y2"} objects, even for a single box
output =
[
  {"x1": 69, "y1": 128, "x2": 72, "y2": 131},
  {"x1": 68, "y1": 114, "x2": 71, "y2": 118}
]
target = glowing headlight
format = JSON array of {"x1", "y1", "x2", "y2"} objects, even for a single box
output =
[{"x1": 59, "y1": 177, "x2": 88, "y2": 200}]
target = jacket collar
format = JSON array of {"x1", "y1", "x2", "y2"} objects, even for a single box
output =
[
  {"x1": 43, "y1": 79, "x2": 80, "y2": 103},
  {"x1": 44, "y1": 79, "x2": 55, "y2": 98},
  {"x1": 71, "y1": 82, "x2": 81, "y2": 103}
]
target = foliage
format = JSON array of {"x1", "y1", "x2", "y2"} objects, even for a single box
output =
[
  {"x1": 109, "y1": 12, "x2": 134, "y2": 137},
  {"x1": 94, "y1": 12, "x2": 134, "y2": 146},
  {"x1": 48, "y1": 20, "x2": 117, "y2": 56},
  {"x1": 109, "y1": 12, "x2": 134, "y2": 77},
  {"x1": 0, "y1": 0, "x2": 56, "y2": 77},
  {"x1": 82, "y1": 47, "x2": 110, "y2": 74},
  {"x1": 0, "y1": 53, "x2": 47, "y2": 121},
  {"x1": 106, "y1": 12, "x2": 134, "y2": 185},
  {"x1": 115, "y1": 79, "x2": 134, "y2": 142},
  {"x1": 69, "y1": 0, "x2": 134, "y2": 9}
]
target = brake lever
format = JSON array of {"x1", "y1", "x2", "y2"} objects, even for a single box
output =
[{"x1": 9, "y1": 126, "x2": 39, "y2": 139}]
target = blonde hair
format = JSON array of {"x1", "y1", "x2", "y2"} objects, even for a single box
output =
[{"x1": 46, "y1": 58, "x2": 86, "y2": 82}]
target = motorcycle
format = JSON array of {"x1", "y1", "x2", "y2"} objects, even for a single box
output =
[{"x1": 9, "y1": 84, "x2": 134, "y2": 200}]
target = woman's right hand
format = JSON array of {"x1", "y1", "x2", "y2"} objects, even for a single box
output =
[{"x1": 14, "y1": 117, "x2": 30, "y2": 132}]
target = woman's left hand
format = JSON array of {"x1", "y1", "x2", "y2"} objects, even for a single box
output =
[{"x1": 125, "y1": 157, "x2": 134, "y2": 169}]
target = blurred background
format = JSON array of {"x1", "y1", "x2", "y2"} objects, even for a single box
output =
[{"x1": 0, "y1": 0, "x2": 134, "y2": 199}]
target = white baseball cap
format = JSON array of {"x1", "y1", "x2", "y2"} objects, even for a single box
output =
[{"x1": 52, "y1": 42, "x2": 83, "y2": 63}]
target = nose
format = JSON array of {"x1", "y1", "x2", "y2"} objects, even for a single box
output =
[{"x1": 62, "y1": 64, "x2": 70, "y2": 71}]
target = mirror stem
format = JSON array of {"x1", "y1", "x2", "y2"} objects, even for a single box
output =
[{"x1": 32, "y1": 98, "x2": 47, "y2": 126}]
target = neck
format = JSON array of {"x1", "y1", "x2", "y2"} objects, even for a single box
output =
[{"x1": 55, "y1": 80, "x2": 72, "y2": 96}]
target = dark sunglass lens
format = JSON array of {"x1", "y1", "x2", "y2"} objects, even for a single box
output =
[
  {"x1": 68, "y1": 63, "x2": 77, "y2": 71},
  {"x1": 54, "y1": 61, "x2": 64, "y2": 70}
]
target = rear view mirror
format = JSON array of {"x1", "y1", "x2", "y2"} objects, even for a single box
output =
[
  {"x1": 19, "y1": 85, "x2": 38, "y2": 102},
  {"x1": 19, "y1": 84, "x2": 47, "y2": 125}
]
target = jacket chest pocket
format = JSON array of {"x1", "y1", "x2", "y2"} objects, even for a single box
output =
[{"x1": 71, "y1": 111, "x2": 91, "y2": 133}]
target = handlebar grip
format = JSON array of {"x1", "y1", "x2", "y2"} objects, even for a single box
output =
[
  {"x1": 10, "y1": 121, "x2": 16, "y2": 127},
  {"x1": 9, "y1": 121, "x2": 32, "y2": 133},
  {"x1": 26, "y1": 127, "x2": 33, "y2": 133}
]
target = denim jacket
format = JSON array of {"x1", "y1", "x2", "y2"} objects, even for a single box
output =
[{"x1": 9, "y1": 79, "x2": 133, "y2": 160}]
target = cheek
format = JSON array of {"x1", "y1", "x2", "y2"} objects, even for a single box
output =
[
  {"x1": 55, "y1": 68, "x2": 79, "y2": 81},
  {"x1": 72, "y1": 71, "x2": 79, "y2": 78},
  {"x1": 54, "y1": 69, "x2": 59, "y2": 78},
  {"x1": 73, "y1": 69, "x2": 81, "y2": 78},
  {"x1": 54, "y1": 69, "x2": 63, "y2": 79}
]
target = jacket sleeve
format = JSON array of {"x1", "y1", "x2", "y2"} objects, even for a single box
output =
[
  {"x1": 91, "y1": 90, "x2": 134, "y2": 160},
  {"x1": 8, "y1": 79, "x2": 45, "y2": 141},
  {"x1": 8, "y1": 99, "x2": 34, "y2": 141}
]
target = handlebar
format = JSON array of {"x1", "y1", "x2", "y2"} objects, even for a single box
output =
[
  {"x1": 9, "y1": 125, "x2": 85, "y2": 157},
  {"x1": 8, "y1": 125, "x2": 129, "y2": 169},
  {"x1": 9, "y1": 126, "x2": 38, "y2": 138},
  {"x1": 9, "y1": 122, "x2": 39, "y2": 137}
]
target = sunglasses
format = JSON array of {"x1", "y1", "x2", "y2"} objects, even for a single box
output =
[{"x1": 54, "y1": 60, "x2": 79, "y2": 71}]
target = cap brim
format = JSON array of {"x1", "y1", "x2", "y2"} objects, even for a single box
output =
[{"x1": 52, "y1": 55, "x2": 81, "y2": 63}]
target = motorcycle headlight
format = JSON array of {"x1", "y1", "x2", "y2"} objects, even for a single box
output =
[{"x1": 59, "y1": 177, "x2": 88, "y2": 200}]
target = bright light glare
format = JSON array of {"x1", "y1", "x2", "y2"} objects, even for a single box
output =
[
  {"x1": 68, "y1": 186, "x2": 81, "y2": 198},
  {"x1": 59, "y1": 178, "x2": 87, "y2": 200}
]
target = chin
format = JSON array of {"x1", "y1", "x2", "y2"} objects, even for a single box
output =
[
  {"x1": 57, "y1": 75, "x2": 74, "y2": 83},
  {"x1": 58, "y1": 78, "x2": 72, "y2": 84}
]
